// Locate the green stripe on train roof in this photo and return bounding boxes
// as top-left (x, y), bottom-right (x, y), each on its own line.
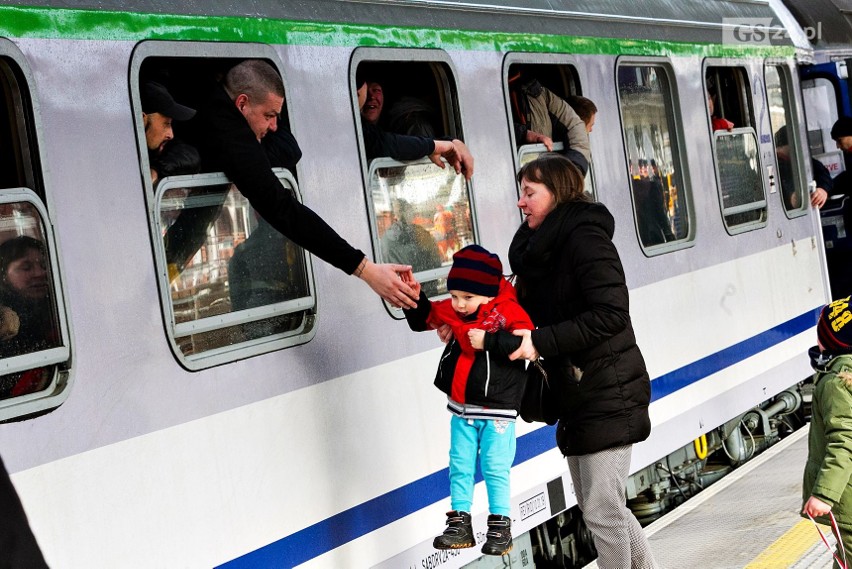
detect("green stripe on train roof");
top-left (0, 4), bottom-right (794, 58)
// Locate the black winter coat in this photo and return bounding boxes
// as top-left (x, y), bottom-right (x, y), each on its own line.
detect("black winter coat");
top-left (509, 200), bottom-right (651, 456)
top-left (187, 85), bottom-right (365, 274)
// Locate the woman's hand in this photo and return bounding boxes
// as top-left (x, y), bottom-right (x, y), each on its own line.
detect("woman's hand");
top-left (468, 329), bottom-right (485, 350)
top-left (436, 324), bottom-right (454, 344)
top-left (803, 496), bottom-right (832, 518)
top-left (509, 329), bottom-right (539, 361)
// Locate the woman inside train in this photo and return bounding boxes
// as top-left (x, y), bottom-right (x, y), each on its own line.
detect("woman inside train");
top-left (0, 236), bottom-right (60, 399)
top-left (507, 153), bottom-right (658, 569)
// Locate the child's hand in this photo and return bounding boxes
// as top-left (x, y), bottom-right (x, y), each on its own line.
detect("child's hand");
top-left (468, 328), bottom-right (485, 350)
top-left (398, 270), bottom-right (421, 298)
top-left (803, 496), bottom-right (832, 518)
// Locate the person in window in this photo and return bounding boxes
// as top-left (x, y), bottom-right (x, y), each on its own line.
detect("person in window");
top-left (706, 85), bottom-right (734, 132)
top-left (508, 71), bottom-right (591, 174)
top-left (141, 81), bottom-right (196, 180)
top-left (774, 127), bottom-right (833, 210)
top-left (566, 95), bottom-right (598, 134)
top-left (356, 74), bottom-right (474, 176)
top-left (386, 96), bottom-right (438, 138)
top-left (187, 59), bottom-right (418, 308)
top-left (0, 237), bottom-right (56, 358)
top-left (0, 236), bottom-right (58, 399)
top-left (632, 159), bottom-right (674, 246)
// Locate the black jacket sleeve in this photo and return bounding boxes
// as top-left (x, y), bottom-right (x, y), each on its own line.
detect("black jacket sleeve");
top-left (484, 330), bottom-right (523, 358)
top-left (362, 121), bottom-right (435, 162)
top-left (194, 86), bottom-right (364, 274)
top-left (262, 128), bottom-right (302, 170)
top-left (813, 158), bottom-right (834, 194)
top-left (403, 290), bottom-right (433, 331)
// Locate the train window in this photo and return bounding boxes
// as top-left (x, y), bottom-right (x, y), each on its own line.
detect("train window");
top-left (705, 66), bottom-right (767, 232)
top-left (617, 63), bottom-right (691, 252)
top-left (155, 171), bottom-right (315, 368)
top-left (505, 61), bottom-right (595, 199)
top-left (131, 44), bottom-right (317, 368)
top-left (353, 54), bottom-right (476, 308)
top-left (766, 64), bottom-right (807, 216)
top-left (0, 44), bottom-right (71, 421)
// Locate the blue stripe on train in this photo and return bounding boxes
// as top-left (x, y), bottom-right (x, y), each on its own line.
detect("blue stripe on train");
top-left (217, 306), bottom-right (820, 568)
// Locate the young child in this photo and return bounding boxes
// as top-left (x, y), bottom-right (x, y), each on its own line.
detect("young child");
top-left (802, 296), bottom-right (852, 563)
top-left (403, 244), bottom-right (534, 556)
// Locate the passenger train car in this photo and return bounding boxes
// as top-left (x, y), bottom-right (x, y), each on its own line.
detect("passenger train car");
top-left (0, 1), bottom-right (829, 567)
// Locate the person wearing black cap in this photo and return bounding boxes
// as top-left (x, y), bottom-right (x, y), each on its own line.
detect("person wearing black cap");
top-left (355, 71), bottom-right (474, 180)
top-left (802, 296), bottom-right (852, 562)
top-left (140, 81), bottom-right (196, 162)
top-left (189, 60), bottom-right (418, 308)
top-left (402, 244), bottom-right (534, 556)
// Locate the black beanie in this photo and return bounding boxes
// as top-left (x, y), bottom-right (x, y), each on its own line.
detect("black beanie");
top-left (446, 245), bottom-right (502, 297)
top-left (818, 296), bottom-right (852, 354)
top-left (831, 117), bottom-right (852, 140)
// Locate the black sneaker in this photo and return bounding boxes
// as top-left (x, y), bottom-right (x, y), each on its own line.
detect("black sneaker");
top-left (481, 514), bottom-right (512, 556)
top-left (433, 510), bottom-right (475, 549)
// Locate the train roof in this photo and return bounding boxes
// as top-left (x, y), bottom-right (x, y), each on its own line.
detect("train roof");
top-left (780, 0), bottom-right (852, 48)
top-left (5, 0), bottom-right (795, 46)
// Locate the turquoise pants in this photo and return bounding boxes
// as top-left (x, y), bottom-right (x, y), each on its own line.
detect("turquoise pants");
top-left (449, 415), bottom-right (516, 516)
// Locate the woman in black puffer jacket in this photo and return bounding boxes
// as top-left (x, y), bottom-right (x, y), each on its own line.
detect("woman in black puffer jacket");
top-left (509, 153), bottom-right (657, 569)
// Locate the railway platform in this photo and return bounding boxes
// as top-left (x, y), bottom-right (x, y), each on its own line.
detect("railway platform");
top-left (586, 426), bottom-right (839, 569)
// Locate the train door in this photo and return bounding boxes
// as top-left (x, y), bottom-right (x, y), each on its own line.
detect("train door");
top-left (800, 60), bottom-right (852, 298)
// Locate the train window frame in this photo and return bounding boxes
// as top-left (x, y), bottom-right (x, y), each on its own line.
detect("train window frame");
top-left (502, 53), bottom-right (596, 205)
top-left (703, 61), bottom-right (769, 234)
top-left (0, 190), bottom-right (72, 421)
top-left (130, 41), bottom-right (319, 369)
top-left (0, 40), bottom-right (72, 421)
top-left (153, 171), bottom-right (317, 370)
top-left (615, 57), bottom-right (695, 255)
top-left (350, 48), bottom-right (479, 317)
top-left (765, 61), bottom-right (809, 219)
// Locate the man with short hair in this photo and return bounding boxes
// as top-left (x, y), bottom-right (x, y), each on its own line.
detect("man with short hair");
top-left (192, 59), bottom-right (418, 308)
top-left (141, 81), bottom-right (196, 159)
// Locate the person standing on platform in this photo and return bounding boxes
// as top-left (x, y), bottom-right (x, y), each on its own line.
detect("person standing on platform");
top-left (507, 153), bottom-right (658, 569)
top-left (802, 296), bottom-right (852, 565)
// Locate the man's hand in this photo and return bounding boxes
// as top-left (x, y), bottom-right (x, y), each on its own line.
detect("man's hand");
top-left (429, 139), bottom-right (474, 181)
top-left (436, 324), bottom-right (453, 344)
top-left (358, 260), bottom-right (418, 309)
top-left (524, 129), bottom-right (553, 151)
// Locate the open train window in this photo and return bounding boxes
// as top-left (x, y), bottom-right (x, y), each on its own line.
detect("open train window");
top-left (705, 65), bottom-right (767, 233)
top-left (504, 58), bottom-right (596, 199)
top-left (131, 43), bottom-right (317, 369)
top-left (0, 44), bottom-right (71, 421)
top-left (352, 50), bottom-right (476, 313)
top-left (616, 62), bottom-right (692, 254)
top-left (766, 64), bottom-right (808, 217)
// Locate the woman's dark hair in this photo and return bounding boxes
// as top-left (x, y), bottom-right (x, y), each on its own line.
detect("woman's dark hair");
top-left (517, 153), bottom-right (588, 205)
top-left (0, 236), bottom-right (45, 279)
